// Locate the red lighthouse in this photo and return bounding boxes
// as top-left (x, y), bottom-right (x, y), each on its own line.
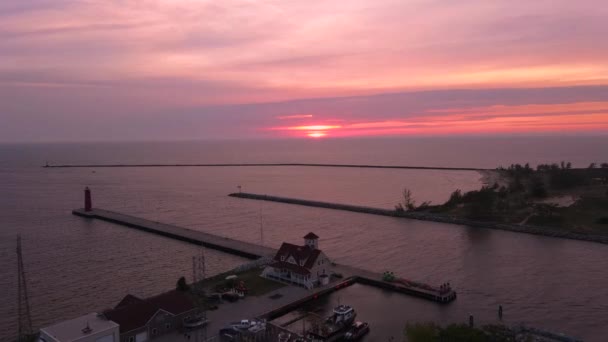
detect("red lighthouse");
top-left (84, 187), bottom-right (92, 212)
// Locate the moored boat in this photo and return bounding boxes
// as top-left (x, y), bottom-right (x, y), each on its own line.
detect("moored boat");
top-left (326, 305), bottom-right (356, 326)
top-left (307, 305), bottom-right (357, 341)
top-left (344, 321), bottom-right (370, 340)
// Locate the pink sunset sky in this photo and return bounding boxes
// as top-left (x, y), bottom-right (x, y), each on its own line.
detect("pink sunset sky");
top-left (1, 0), bottom-right (608, 141)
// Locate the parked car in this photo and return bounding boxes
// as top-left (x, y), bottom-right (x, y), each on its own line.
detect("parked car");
top-left (219, 328), bottom-right (240, 341)
top-left (230, 319), bottom-right (256, 329)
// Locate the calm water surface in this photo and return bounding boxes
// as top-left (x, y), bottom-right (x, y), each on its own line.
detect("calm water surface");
top-left (1, 137), bottom-right (607, 341)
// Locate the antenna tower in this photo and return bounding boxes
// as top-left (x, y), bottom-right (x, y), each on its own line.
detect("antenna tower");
top-left (17, 235), bottom-right (33, 342)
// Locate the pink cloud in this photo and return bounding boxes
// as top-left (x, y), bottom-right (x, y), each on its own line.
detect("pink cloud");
top-left (276, 114), bottom-right (314, 120)
top-left (1, 1), bottom-right (608, 141)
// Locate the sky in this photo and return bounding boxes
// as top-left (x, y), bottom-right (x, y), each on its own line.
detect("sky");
top-left (1, 0), bottom-right (608, 141)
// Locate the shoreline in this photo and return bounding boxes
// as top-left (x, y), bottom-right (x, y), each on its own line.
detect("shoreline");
top-left (478, 169), bottom-right (509, 187)
top-left (229, 192), bottom-right (608, 245)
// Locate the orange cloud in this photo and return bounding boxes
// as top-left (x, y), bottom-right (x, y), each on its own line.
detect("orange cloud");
top-left (267, 101), bottom-right (608, 137)
top-left (280, 125), bottom-right (342, 131)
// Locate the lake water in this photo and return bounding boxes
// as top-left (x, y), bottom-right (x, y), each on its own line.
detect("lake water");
top-left (1, 136), bottom-right (607, 341)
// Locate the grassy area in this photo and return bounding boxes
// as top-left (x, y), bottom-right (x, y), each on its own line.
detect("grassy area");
top-left (196, 266), bottom-right (286, 297)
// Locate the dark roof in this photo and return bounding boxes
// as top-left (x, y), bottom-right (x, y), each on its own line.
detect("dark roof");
top-left (104, 291), bottom-right (196, 333)
top-left (272, 242), bottom-right (322, 274)
top-left (148, 290), bottom-right (197, 315)
top-left (104, 300), bottom-right (158, 333)
top-left (303, 232), bottom-right (319, 239)
top-left (115, 294), bottom-right (144, 309)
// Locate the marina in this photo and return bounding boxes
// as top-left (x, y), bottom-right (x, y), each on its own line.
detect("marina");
top-left (4, 141), bottom-right (605, 340)
top-left (72, 190), bottom-right (457, 305)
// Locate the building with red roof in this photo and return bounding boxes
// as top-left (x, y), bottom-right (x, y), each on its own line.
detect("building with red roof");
top-left (262, 232), bottom-right (330, 289)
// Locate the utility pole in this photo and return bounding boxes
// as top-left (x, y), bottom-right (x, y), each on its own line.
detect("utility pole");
top-left (192, 247), bottom-right (207, 342)
top-left (259, 206), bottom-right (264, 247)
top-left (17, 235), bottom-right (33, 342)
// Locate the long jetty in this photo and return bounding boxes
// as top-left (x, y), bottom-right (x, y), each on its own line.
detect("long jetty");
top-left (72, 208), bottom-right (274, 259)
top-left (229, 192), bottom-right (608, 245)
top-left (46, 162), bottom-right (488, 171)
top-left (72, 207), bottom-right (456, 303)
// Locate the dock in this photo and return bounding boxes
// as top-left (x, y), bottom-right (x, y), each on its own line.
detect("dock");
top-left (72, 207), bottom-right (456, 304)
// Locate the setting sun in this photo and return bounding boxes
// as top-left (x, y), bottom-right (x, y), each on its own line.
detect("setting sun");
top-left (307, 131), bottom-right (327, 138)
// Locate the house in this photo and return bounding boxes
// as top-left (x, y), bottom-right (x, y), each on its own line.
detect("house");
top-left (39, 312), bottom-right (119, 342)
top-left (262, 232), bottom-right (331, 289)
top-left (103, 290), bottom-right (199, 342)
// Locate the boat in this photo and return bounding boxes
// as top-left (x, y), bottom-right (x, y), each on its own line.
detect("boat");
top-left (326, 305), bottom-right (356, 326)
top-left (307, 305), bottom-right (357, 341)
top-left (344, 321), bottom-right (370, 340)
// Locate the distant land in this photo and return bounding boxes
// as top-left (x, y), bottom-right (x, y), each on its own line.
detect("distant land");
top-left (228, 161), bottom-right (608, 244)
top-left (410, 162), bottom-right (608, 235)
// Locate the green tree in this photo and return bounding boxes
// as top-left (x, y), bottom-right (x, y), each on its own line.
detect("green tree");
top-left (439, 324), bottom-right (487, 342)
top-left (529, 176), bottom-right (547, 198)
top-left (405, 322), bottom-right (440, 342)
top-left (176, 276), bottom-right (189, 292)
top-left (396, 188), bottom-right (416, 211)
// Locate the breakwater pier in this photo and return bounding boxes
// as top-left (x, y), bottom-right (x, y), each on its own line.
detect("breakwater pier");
top-left (45, 162), bottom-right (488, 171)
top-left (229, 192), bottom-right (608, 245)
top-left (72, 208), bottom-right (275, 259)
top-left (72, 205), bottom-right (456, 304)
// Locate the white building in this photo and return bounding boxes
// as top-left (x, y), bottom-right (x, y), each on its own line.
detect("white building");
top-left (262, 232), bottom-right (331, 289)
top-left (39, 312), bottom-right (119, 342)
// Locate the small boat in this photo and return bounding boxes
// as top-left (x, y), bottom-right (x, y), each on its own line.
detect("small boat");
top-left (278, 331), bottom-right (291, 342)
top-left (344, 322), bottom-right (370, 340)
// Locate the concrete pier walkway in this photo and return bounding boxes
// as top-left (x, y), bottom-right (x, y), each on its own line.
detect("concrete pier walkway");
top-left (72, 208), bottom-right (456, 303)
top-left (72, 208), bottom-right (275, 259)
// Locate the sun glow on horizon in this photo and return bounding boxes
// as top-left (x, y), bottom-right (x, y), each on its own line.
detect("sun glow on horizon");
top-left (269, 124), bottom-right (342, 138)
top-left (307, 131), bottom-right (327, 138)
